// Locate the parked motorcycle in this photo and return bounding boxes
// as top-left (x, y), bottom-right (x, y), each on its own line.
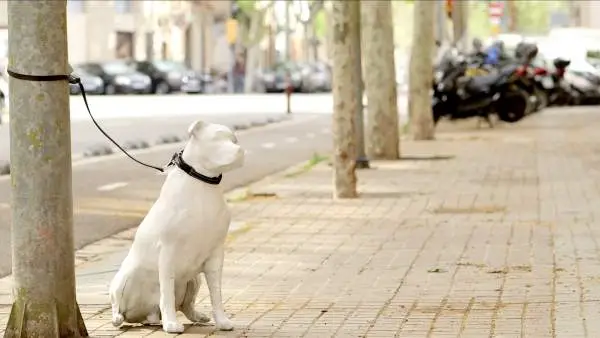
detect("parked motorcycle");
top-left (544, 58), bottom-right (575, 106)
top-left (432, 50), bottom-right (529, 126)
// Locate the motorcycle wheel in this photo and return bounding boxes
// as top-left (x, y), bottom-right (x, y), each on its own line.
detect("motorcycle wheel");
top-left (533, 86), bottom-right (549, 111)
top-left (496, 89), bottom-right (528, 123)
top-left (432, 98), bottom-right (444, 125)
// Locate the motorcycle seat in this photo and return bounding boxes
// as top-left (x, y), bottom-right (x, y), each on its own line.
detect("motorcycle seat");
top-left (465, 73), bottom-right (503, 93)
top-left (499, 64), bottom-right (519, 76)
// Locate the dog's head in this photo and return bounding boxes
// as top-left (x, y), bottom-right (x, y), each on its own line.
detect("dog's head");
top-left (183, 120), bottom-right (244, 175)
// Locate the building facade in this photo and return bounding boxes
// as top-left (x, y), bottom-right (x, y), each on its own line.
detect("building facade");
top-left (0, 0), bottom-right (233, 73)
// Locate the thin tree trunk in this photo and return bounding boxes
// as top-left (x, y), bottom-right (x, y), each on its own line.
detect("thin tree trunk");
top-left (451, 0), bottom-right (468, 51)
top-left (507, 0), bottom-right (518, 32)
top-left (244, 11), bottom-right (262, 93)
top-left (330, 0), bottom-right (359, 199)
top-left (303, 23), bottom-right (310, 62)
top-left (409, 0), bottom-right (436, 140)
top-left (361, 0), bottom-right (400, 160)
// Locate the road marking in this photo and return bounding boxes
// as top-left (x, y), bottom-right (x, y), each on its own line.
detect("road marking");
top-left (285, 137), bottom-right (298, 143)
top-left (97, 182), bottom-right (129, 192)
top-left (306, 132), bottom-right (315, 139)
top-left (261, 142), bottom-right (276, 149)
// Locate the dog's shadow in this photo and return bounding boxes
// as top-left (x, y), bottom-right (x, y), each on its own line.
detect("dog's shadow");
top-left (121, 322), bottom-right (237, 336)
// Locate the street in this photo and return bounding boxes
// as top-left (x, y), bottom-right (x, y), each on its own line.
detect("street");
top-left (0, 92), bottom-right (408, 163)
top-left (0, 112), bottom-right (332, 277)
top-left (0, 91), bottom-right (409, 276)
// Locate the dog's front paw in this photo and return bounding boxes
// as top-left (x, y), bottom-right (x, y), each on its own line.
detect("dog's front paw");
top-left (163, 321), bottom-right (185, 333)
top-left (111, 313), bottom-right (124, 327)
top-left (215, 317), bottom-right (234, 331)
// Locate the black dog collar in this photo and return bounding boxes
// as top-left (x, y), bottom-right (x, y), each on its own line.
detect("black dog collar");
top-left (169, 151), bottom-right (222, 185)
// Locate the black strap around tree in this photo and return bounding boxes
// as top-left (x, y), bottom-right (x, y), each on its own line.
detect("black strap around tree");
top-left (5, 68), bottom-right (223, 185)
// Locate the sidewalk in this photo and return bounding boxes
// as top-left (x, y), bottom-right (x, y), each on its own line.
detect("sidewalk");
top-left (2, 107), bottom-right (600, 337)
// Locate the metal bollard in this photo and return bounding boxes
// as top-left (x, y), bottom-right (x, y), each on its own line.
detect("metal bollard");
top-left (285, 81), bottom-right (293, 114)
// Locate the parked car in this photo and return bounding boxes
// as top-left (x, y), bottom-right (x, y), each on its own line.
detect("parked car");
top-left (260, 62), bottom-right (303, 93)
top-left (70, 66), bottom-right (105, 95)
top-left (76, 61), bottom-right (152, 95)
top-left (298, 62), bottom-right (332, 93)
top-left (128, 60), bottom-right (210, 94)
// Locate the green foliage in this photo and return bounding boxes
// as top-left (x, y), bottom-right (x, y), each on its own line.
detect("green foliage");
top-left (236, 0), bottom-right (257, 14)
top-left (313, 9), bottom-right (326, 38)
top-left (514, 0), bottom-right (567, 34)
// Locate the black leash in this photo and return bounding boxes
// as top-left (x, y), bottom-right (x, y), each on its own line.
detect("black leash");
top-left (6, 68), bottom-right (222, 185)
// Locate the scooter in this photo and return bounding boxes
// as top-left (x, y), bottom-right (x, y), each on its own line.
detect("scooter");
top-left (432, 51), bottom-right (529, 126)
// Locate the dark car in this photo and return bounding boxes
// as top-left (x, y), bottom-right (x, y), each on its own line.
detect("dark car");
top-left (260, 62), bottom-right (303, 93)
top-left (77, 61), bottom-right (152, 95)
top-left (129, 60), bottom-right (210, 94)
top-left (69, 66), bottom-right (105, 95)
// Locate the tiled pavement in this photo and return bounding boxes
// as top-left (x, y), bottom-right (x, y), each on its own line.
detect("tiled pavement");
top-left (2, 107), bottom-right (600, 337)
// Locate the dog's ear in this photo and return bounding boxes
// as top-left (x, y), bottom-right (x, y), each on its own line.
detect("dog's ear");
top-left (187, 120), bottom-right (205, 138)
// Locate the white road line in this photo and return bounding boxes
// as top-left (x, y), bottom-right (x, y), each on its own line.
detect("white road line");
top-left (261, 142), bottom-right (276, 149)
top-left (285, 137), bottom-right (298, 143)
top-left (97, 182), bottom-right (129, 192)
top-left (306, 132), bottom-right (316, 139)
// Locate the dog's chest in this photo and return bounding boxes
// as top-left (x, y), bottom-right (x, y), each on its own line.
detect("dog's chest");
top-left (171, 201), bottom-right (231, 273)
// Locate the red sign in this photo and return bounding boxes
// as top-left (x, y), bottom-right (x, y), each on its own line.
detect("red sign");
top-left (489, 1), bottom-right (504, 18)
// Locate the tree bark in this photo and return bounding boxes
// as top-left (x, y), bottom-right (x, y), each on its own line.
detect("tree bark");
top-left (507, 0), bottom-right (518, 33)
top-left (330, 0), bottom-right (359, 199)
top-left (451, 0), bottom-right (468, 51)
top-left (361, 0), bottom-right (400, 160)
top-left (408, 0), bottom-right (436, 141)
top-left (5, 1), bottom-right (88, 336)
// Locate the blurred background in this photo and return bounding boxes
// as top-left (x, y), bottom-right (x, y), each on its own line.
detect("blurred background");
top-left (0, 0), bottom-right (593, 97)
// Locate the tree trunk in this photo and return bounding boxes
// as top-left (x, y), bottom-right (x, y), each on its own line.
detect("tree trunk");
top-left (451, 0), bottom-right (468, 51)
top-left (361, 0), bottom-right (400, 160)
top-left (5, 1), bottom-right (88, 336)
top-left (244, 11), bottom-right (263, 93)
top-left (409, 0), bottom-right (436, 141)
top-left (303, 22), bottom-right (311, 62)
top-left (507, 0), bottom-right (518, 32)
top-left (330, 0), bottom-right (359, 199)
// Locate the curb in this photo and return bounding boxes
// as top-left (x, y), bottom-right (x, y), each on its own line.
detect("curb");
top-left (0, 114), bottom-right (291, 177)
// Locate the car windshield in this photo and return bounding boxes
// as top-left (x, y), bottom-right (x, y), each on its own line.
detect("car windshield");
top-left (153, 60), bottom-right (187, 72)
top-left (101, 61), bottom-right (133, 74)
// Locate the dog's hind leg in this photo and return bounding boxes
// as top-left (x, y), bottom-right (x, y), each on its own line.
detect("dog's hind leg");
top-left (204, 245), bottom-right (234, 331)
top-left (108, 272), bottom-right (126, 327)
top-left (182, 276), bottom-right (210, 324)
top-left (142, 310), bottom-right (161, 326)
top-left (158, 246), bottom-right (185, 333)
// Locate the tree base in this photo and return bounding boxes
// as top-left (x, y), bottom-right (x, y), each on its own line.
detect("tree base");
top-left (4, 298), bottom-right (88, 337)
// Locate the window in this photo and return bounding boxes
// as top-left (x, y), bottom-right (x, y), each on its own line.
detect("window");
top-left (114, 0), bottom-right (132, 14)
top-left (67, 0), bottom-right (84, 13)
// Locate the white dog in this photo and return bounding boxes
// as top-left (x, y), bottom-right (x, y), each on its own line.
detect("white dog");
top-left (108, 120), bottom-right (244, 333)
